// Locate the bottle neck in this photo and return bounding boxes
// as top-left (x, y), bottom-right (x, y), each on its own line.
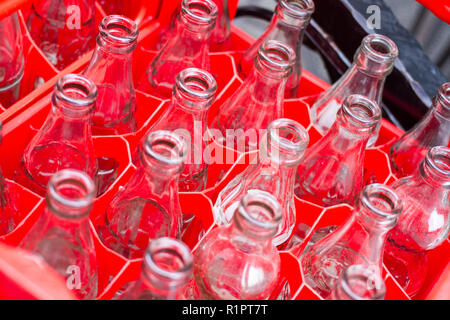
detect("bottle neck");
top-left (431, 83), bottom-right (450, 120)
top-left (418, 146), bottom-right (450, 189)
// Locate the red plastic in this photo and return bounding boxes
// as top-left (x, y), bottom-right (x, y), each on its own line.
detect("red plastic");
top-left (0, 0), bottom-right (448, 300)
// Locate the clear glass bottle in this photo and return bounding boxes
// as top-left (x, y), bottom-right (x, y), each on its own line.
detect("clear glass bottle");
top-left (213, 40), bottom-right (296, 152)
top-left (310, 34), bottom-right (398, 147)
top-left (137, 68), bottom-right (217, 192)
top-left (329, 265), bottom-right (386, 300)
top-left (390, 82), bottom-right (450, 178)
top-left (96, 130), bottom-right (187, 260)
top-left (213, 118), bottom-right (309, 246)
top-left (0, 13), bottom-right (24, 108)
top-left (19, 169), bottom-right (98, 300)
top-left (27, 0), bottom-right (97, 70)
top-left (195, 190), bottom-right (282, 300)
top-left (143, 0), bottom-right (218, 98)
top-left (384, 146), bottom-right (450, 296)
top-left (82, 15), bottom-right (138, 135)
top-left (0, 121), bottom-right (14, 236)
top-left (238, 0), bottom-right (314, 99)
top-left (301, 183), bottom-right (402, 299)
top-left (295, 94), bottom-right (381, 207)
top-left (119, 237), bottom-right (193, 300)
top-left (14, 74), bottom-right (98, 196)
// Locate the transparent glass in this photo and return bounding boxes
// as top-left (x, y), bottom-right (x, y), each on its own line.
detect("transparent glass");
top-left (212, 40), bottom-right (296, 151)
top-left (14, 74), bottom-right (98, 196)
top-left (213, 118), bottom-right (309, 246)
top-left (384, 146), bottom-right (450, 296)
top-left (295, 94), bottom-right (381, 207)
top-left (195, 190), bottom-right (282, 300)
top-left (98, 0), bottom-right (123, 15)
top-left (27, 0), bottom-right (97, 70)
top-left (301, 183), bottom-right (402, 299)
top-left (310, 34), bottom-right (398, 147)
top-left (390, 83), bottom-right (450, 178)
top-left (119, 237), bottom-right (193, 300)
top-left (96, 130), bottom-right (187, 259)
top-left (329, 265), bottom-right (386, 300)
top-left (137, 68), bottom-right (217, 192)
top-left (238, 0), bottom-right (314, 99)
top-left (0, 121), bottom-right (14, 236)
top-left (142, 0), bottom-right (218, 98)
top-left (19, 169), bottom-right (98, 300)
top-left (82, 15), bottom-right (138, 135)
top-left (0, 13), bottom-right (24, 108)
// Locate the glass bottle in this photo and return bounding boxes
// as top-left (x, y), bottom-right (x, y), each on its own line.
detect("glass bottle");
top-left (301, 183), bottom-right (402, 299)
top-left (27, 0), bottom-right (97, 70)
top-left (329, 265), bottom-right (386, 300)
top-left (384, 146), bottom-right (450, 296)
top-left (96, 130), bottom-right (187, 260)
top-left (295, 94), bottom-right (381, 207)
top-left (390, 82), bottom-right (450, 178)
top-left (0, 13), bottom-right (24, 108)
top-left (19, 169), bottom-right (98, 300)
top-left (310, 34), bottom-right (398, 147)
top-left (143, 0), bottom-right (218, 98)
top-left (119, 237), bottom-right (193, 300)
top-left (213, 118), bottom-right (309, 246)
top-left (14, 74), bottom-right (98, 197)
top-left (213, 40), bottom-right (296, 152)
top-left (82, 15), bottom-right (138, 135)
top-left (238, 0), bottom-right (314, 99)
top-left (137, 68), bottom-right (217, 192)
top-left (195, 190), bottom-right (282, 300)
top-left (0, 121), bottom-right (14, 236)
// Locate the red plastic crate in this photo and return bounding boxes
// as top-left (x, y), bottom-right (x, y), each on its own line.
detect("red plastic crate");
top-left (0, 0), bottom-right (448, 300)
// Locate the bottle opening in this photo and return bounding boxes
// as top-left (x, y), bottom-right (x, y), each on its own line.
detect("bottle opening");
top-left (425, 146), bottom-right (450, 179)
top-left (257, 40), bottom-right (296, 77)
top-left (99, 15), bottom-right (139, 47)
top-left (47, 169), bottom-right (96, 219)
top-left (341, 94), bottom-right (381, 129)
top-left (360, 183), bottom-right (402, 224)
top-left (437, 82), bottom-right (450, 108)
top-left (175, 68), bottom-right (217, 106)
top-left (339, 265), bottom-right (385, 300)
top-left (55, 74), bottom-right (97, 110)
top-left (361, 34), bottom-right (398, 63)
top-left (181, 0), bottom-right (218, 28)
top-left (281, 0), bottom-right (315, 18)
top-left (143, 130), bottom-right (187, 169)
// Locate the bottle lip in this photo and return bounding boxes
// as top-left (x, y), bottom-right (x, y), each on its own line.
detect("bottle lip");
top-left (360, 183), bottom-right (402, 223)
top-left (436, 82), bottom-right (450, 109)
top-left (279, 0), bottom-right (315, 20)
top-left (257, 40), bottom-right (296, 77)
top-left (180, 0), bottom-right (218, 29)
top-left (54, 74), bottom-right (98, 109)
top-left (339, 265), bottom-right (386, 300)
top-left (340, 94), bottom-right (381, 129)
top-left (99, 15), bottom-right (139, 47)
top-left (143, 237), bottom-right (194, 285)
top-left (143, 130), bottom-right (187, 169)
top-left (360, 34), bottom-right (399, 64)
top-left (174, 68), bottom-right (217, 108)
top-left (46, 169), bottom-right (96, 219)
top-left (424, 146), bottom-right (450, 181)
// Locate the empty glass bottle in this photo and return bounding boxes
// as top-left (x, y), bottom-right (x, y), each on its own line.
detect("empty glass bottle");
top-left (301, 183), bottom-right (402, 299)
top-left (384, 146), bottom-right (450, 296)
top-left (14, 74), bottom-right (98, 196)
top-left (295, 94), bottom-right (381, 207)
top-left (19, 169), bottom-right (98, 300)
top-left (96, 130), bottom-right (187, 260)
top-left (213, 40), bottom-right (296, 151)
top-left (195, 190), bottom-right (282, 300)
top-left (142, 0), bottom-right (218, 98)
top-left (119, 237), bottom-right (193, 300)
top-left (390, 82), bottom-right (450, 178)
top-left (310, 34), bottom-right (398, 147)
top-left (213, 118), bottom-right (309, 246)
top-left (137, 68), bottom-right (217, 192)
top-left (0, 13), bottom-right (24, 108)
top-left (329, 265), bottom-right (386, 300)
top-left (27, 0), bottom-right (97, 70)
top-left (82, 15), bottom-right (138, 135)
top-left (238, 0), bottom-right (314, 99)
top-left (0, 121), bottom-right (14, 236)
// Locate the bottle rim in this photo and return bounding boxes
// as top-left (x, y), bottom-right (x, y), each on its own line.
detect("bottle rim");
top-left (257, 40), bottom-right (296, 76)
top-left (338, 265), bottom-right (386, 300)
top-left (99, 15), bottom-right (139, 46)
top-left (54, 74), bottom-right (97, 109)
top-left (424, 146), bottom-right (450, 179)
top-left (279, 0), bottom-right (315, 20)
top-left (341, 94), bottom-right (381, 129)
top-left (180, 0), bottom-right (218, 28)
top-left (436, 82), bottom-right (450, 110)
top-left (360, 183), bottom-right (402, 223)
top-left (360, 34), bottom-right (399, 64)
top-left (174, 68), bottom-right (217, 106)
top-left (143, 130), bottom-right (187, 168)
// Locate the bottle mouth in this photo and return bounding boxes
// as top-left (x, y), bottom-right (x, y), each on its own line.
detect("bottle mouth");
top-left (359, 183), bottom-right (402, 227)
top-left (423, 146), bottom-right (450, 187)
top-left (436, 82), bottom-right (450, 111)
top-left (46, 169), bottom-right (96, 219)
top-left (180, 0), bottom-right (218, 30)
top-left (54, 74), bottom-right (97, 115)
top-left (174, 68), bottom-right (217, 109)
top-left (234, 190), bottom-right (282, 239)
top-left (356, 34), bottom-right (398, 76)
top-left (339, 265), bottom-right (386, 300)
top-left (257, 40), bottom-right (296, 78)
top-left (340, 94), bottom-right (381, 130)
top-left (98, 15), bottom-right (139, 50)
top-left (143, 130), bottom-right (187, 170)
top-left (264, 118), bottom-right (309, 166)
top-left (143, 237), bottom-right (193, 288)
top-left (279, 0), bottom-right (315, 20)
